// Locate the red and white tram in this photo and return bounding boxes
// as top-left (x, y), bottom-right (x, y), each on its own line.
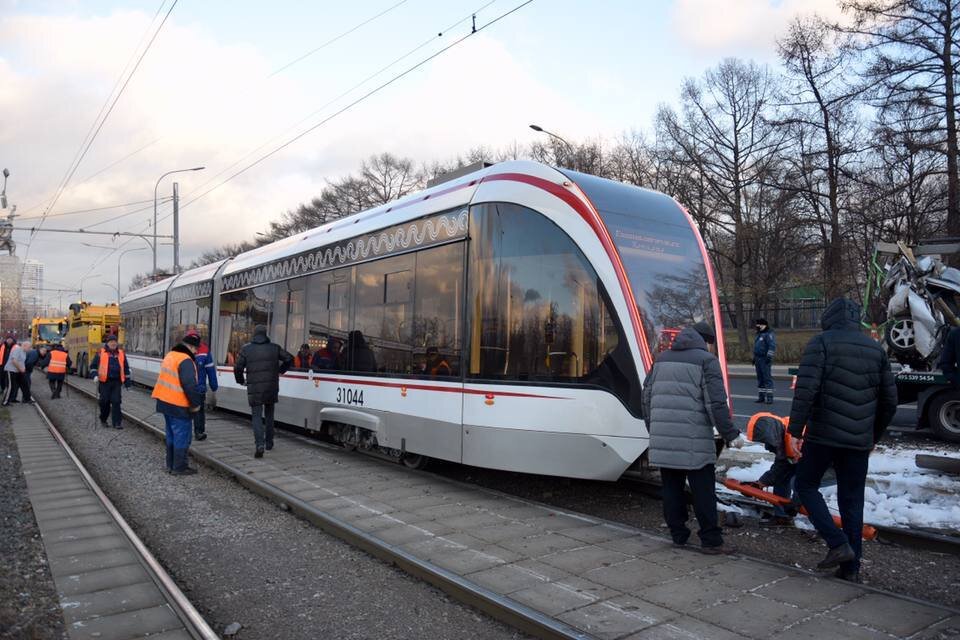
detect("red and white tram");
top-left (121, 161), bottom-right (727, 480)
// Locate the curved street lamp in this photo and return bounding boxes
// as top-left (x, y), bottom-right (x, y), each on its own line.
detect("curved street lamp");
top-left (79, 274), bottom-right (101, 301)
top-left (529, 124), bottom-right (576, 168)
top-left (117, 247), bottom-right (147, 302)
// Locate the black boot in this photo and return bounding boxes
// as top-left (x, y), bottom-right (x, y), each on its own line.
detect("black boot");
top-left (170, 448), bottom-right (197, 475)
top-left (754, 393), bottom-right (765, 403)
top-left (254, 447), bottom-right (264, 458)
top-left (765, 392), bottom-right (774, 404)
top-left (195, 431), bottom-right (207, 441)
top-left (817, 543), bottom-right (855, 569)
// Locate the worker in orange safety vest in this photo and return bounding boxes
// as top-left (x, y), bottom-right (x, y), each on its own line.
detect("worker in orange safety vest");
top-left (744, 412), bottom-right (802, 527)
top-left (152, 333), bottom-right (203, 475)
top-left (42, 342), bottom-right (72, 399)
top-left (88, 335), bottom-right (131, 429)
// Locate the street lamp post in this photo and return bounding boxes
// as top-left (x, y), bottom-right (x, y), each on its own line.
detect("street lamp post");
top-left (79, 274), bottom-right (101, 302)
top-left (117, 248), bottom-right (147, 301)
top-left (102, 282), bottom-right (120, 301)
top-left (529, 124), bottom-right (576, 169)
top-left (153, 166), bottom-right (204, 273)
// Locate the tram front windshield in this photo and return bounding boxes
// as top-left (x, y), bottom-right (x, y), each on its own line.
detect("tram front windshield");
top-left (565, 171), bottom-right (719, 356)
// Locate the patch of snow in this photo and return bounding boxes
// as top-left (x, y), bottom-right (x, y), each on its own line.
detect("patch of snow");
top-left (719, 444), bottom-right (960, 531)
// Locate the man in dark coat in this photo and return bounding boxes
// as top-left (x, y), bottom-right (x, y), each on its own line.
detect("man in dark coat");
top-left (21, 341), bottom-right (42, 403)
top-left (642, 321), bottom-right (742, 554)
top-left (789, 298), bottom-right (897, 582)
top-left (234, 325), bottom-right (293, 457)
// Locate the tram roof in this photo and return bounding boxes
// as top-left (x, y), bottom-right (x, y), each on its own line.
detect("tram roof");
top-left (121, 274), bottom-right (175, 304)
top-left (120, 259), bottom-right (226, 306)
top-left (220, 161), bottom-right (515, 276)
top-left (168, 259), bottom-right (226, 289)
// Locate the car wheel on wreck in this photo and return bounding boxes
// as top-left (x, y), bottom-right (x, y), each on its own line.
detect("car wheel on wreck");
top-left (884, 315), bottom-right (933, 369)
top-left (885, 316), bottom-right (916, 355)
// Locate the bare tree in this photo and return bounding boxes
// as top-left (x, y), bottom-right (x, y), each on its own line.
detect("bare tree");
top-left (841, 0), bottom-right (960, 235)
top-left (658, 58), bottom-right (788, 347)
top-left (778, 15), bottom-right (863, 298)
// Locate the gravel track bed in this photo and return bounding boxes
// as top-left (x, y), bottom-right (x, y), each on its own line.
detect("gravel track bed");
top-left (428, 461), bottom-right (960, 609)
top-left (0, 407), bottom-right (68, 640)
top-left (37, 392), bottom-right (527, 640)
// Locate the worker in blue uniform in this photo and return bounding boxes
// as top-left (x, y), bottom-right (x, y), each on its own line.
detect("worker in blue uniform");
top-left (187, 330), bottom-right (218, 441)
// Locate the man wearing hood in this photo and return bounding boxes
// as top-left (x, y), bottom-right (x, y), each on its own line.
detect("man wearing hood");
top-left (153, 333), bottom-right (204, 475)
top-left (789, 298), bottom-right (897, 582)
top-left (234, 325), bottom-right (294, 457)
top-left (643, 321), bottom-right (742, 554)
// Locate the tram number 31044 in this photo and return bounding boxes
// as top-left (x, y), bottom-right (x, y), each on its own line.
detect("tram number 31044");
top-left (336, 387), bottom-right (364, 406)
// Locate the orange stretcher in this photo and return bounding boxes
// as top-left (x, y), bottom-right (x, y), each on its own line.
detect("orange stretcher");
top-left (723, 478), bottom-right (878, 541)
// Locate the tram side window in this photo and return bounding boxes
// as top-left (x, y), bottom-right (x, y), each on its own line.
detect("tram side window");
top-left (467, 203), bottom-right (621, 383)
top-left (124, 306), bottom-right (164, 357)
top-left (412, 242), bottom-right (463, 376)
top-left (271, 278), bottom-right (307, 363)
top-left (306, 268), bottom-right (352, 370)
top-left (167, 297), bottom-right (211, 349)
top-left (218, 284), bottom-right (273, 365)
top-left (353, 254), bottom-right (414, 374)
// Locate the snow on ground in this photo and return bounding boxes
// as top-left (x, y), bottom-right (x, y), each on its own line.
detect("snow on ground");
top-left (721, 445), bottom-right (960, 532)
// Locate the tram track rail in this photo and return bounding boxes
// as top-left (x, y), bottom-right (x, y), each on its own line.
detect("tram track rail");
top-left (62, 377), bottom-right (592, 640)
top-left (30, 400), bottom-right (219, 640)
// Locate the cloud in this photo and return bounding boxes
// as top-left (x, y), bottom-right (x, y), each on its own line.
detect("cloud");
top-left (0, 7), bottom-right (579, 308)
top-left (670, 0), bottom-right (848, 54)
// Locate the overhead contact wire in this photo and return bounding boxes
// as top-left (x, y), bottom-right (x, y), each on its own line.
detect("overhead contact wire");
top-left (189, 0), bottom-right (497, 197)
top-left (28, 0), bottom-right (179, 255)
top-left (269, 0), bottom-right (411, 77)
top-left (178, 0), bottom-right (533, 213)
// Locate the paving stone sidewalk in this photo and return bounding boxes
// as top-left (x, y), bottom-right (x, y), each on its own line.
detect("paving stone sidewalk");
top-left (64, 376), bottom-right (960, 640)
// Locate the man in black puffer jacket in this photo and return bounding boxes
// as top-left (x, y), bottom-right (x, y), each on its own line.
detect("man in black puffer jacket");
top-left (234, 325), bottom-right (294, 458)
top-left (788, 298), bottom-right (897, 582)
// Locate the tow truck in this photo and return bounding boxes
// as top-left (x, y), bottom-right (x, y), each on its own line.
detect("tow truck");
top-left (30, 316), bottom-right (67, 346)
top-left (63, 302), bottom-right (123, 377)
top-left (862, 239), bottom-right (960, 442)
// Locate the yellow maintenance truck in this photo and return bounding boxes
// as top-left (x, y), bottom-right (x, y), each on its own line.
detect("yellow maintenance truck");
top-left (64, 302), bottom-right (123, 377)
top-left (30, 316), bottom-right (67, 346)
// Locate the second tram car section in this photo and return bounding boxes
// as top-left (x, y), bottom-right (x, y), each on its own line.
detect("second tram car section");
top-left (121, 161), bottom-right (725, 481)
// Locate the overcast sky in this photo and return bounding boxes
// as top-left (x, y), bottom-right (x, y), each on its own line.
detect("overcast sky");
top-left (0, 0), bottom-right (844, 307)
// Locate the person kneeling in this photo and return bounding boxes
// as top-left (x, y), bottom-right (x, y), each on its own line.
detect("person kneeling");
top-left (744, 412), bottom-right (801, 527)
top-left (153, 334), bottom-right (204, 476)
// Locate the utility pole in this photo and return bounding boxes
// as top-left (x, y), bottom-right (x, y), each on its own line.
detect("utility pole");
top-left (153, 166), bottom-right (204, 274)
top-left (173, 181), bottom-right (180, 274)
